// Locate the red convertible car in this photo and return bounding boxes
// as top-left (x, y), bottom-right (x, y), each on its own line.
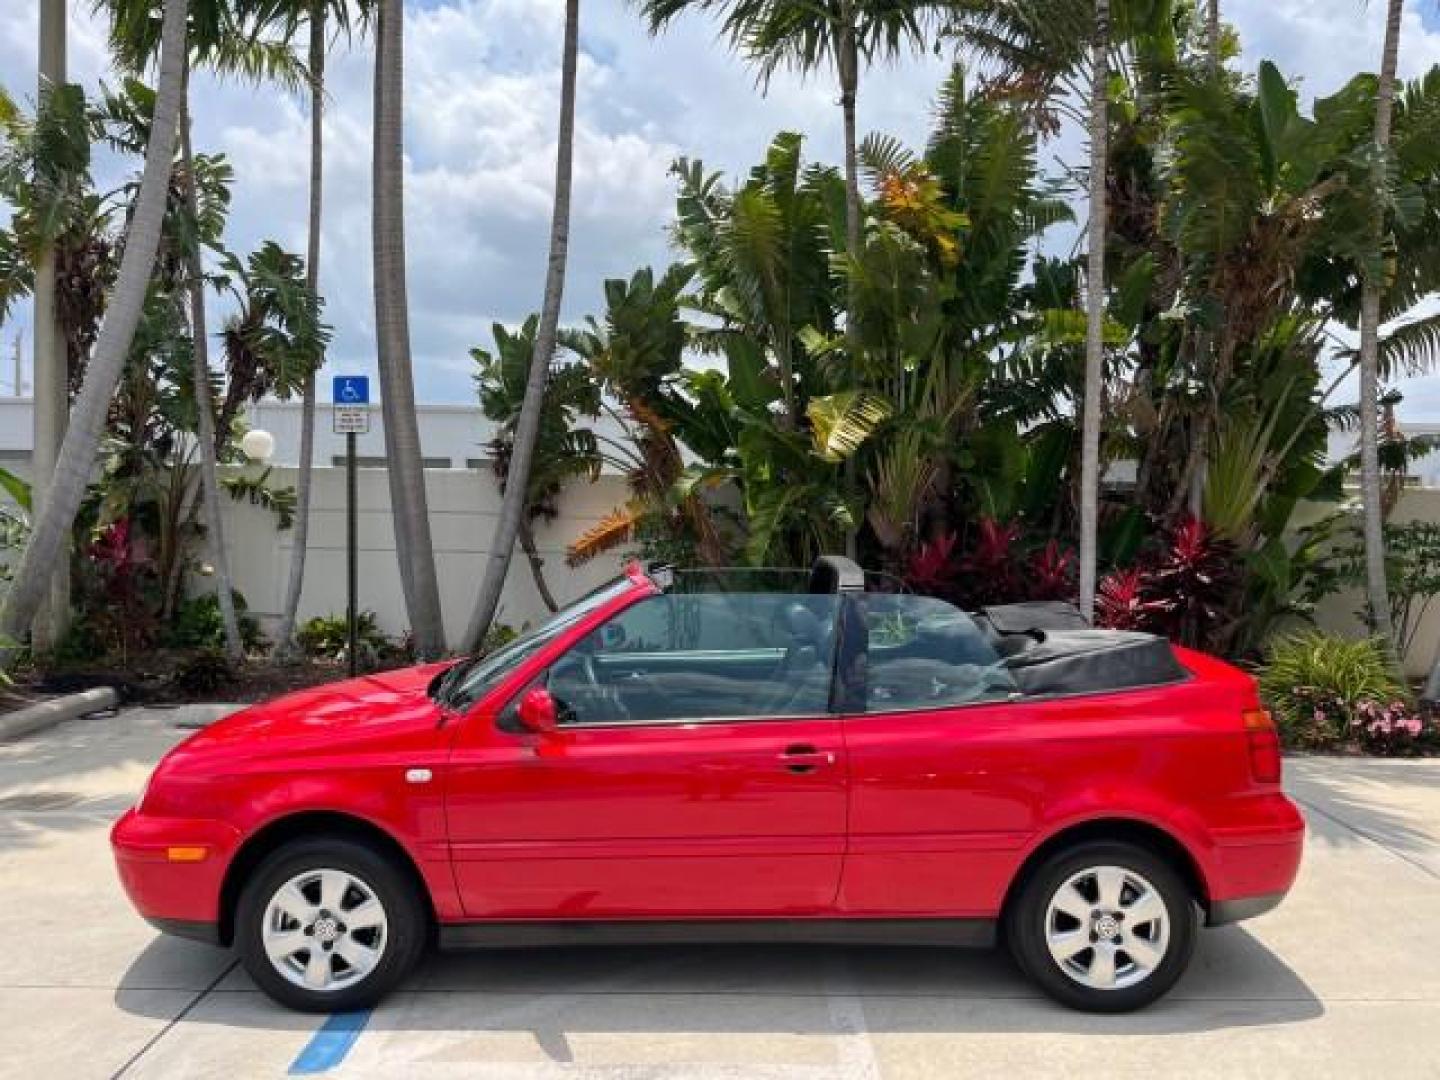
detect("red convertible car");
top-left (113, 558), bottom-right (1303, 1013)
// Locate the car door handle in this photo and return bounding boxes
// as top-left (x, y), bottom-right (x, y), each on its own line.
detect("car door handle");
top-left (779, 745), bottom-right (836, 773)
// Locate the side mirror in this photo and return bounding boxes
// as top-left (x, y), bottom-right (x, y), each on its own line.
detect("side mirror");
top-left (517, 686), bottom-right (559, 735)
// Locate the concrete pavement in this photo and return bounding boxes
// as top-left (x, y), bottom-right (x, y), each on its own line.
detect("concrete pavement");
top-left (1, 707), bottom-right (1438, 1079)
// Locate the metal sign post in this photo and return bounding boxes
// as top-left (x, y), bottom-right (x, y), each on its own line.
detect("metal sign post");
top-left (333, 375), bottom-right (371, 677)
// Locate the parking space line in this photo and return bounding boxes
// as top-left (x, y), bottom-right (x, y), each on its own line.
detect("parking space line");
top-left (288, 1009), bottom-right (372, 1075)
top-left (110, 959), bottom-right (239, 1079)
top-left (823, 953), bottom-right (882, 1080)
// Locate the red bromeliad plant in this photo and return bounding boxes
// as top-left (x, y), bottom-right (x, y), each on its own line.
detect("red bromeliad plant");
top-left (1095, 567), bottom-right (1154, 631)
top-left (83, 518), bottom-right (158, 658)
top-left (955, 518), bottom-right (1022, 607)
top-left (1026, 539), bottom-right (1076, 602)
top-left (1095, 516), bottom-right (1235, 648)
top-left (903, 518), bottom-right (1078, 609)
top-left (904, 531), bottom-right (962, 603)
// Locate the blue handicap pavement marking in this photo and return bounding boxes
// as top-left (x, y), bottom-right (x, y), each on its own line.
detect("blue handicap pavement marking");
top-left (333, 374), bottom-right (370, 405)
top-left (288, 1009), bottom-right (373, 1075)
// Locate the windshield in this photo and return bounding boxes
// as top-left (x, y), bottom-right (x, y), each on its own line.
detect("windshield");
top-left (435, 577), bottom-right (636, 712)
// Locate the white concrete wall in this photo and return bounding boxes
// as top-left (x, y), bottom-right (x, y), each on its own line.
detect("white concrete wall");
top-left (1296, 489), bottom-right (1440, 679)
top-left (0, 396), bottom-right (632, 473)
top-left (218, 465), bottom-right (635, 643)
top-left (0, 453), bottom-right (635, 646)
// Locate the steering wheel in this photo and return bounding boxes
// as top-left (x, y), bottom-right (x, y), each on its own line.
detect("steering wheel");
top-left (576, 649), bottom-right (603, 690)
top-left (553, 645), bottom-right (636, 724)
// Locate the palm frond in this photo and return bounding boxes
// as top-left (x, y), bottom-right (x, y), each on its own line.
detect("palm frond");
top-left (565, 506), bottom-right (640, 567)
top-left (807, 390), bottom-right (893, 463)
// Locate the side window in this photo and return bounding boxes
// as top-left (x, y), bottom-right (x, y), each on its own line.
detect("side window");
top-left (544, 593), bottom-right (840, 725)
top-left (855, 594), bottom-right (1016, 712)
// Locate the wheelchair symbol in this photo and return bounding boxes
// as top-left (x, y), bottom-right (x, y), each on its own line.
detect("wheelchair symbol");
top-left (333, 375), bottom-right (370, 405)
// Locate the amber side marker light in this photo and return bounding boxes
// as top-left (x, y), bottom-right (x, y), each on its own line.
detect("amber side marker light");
top-left (166, 846), bottom-right (208, 862)
top-left (1242, 708), bottom-right (1282, 783)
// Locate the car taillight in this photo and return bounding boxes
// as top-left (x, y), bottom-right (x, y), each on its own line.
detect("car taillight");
top-left (1243, 708), bottom-right (1281, 783)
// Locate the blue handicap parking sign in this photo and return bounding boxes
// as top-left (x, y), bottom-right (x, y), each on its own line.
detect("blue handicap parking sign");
top-left (333, 375), bottom-right (370, 405)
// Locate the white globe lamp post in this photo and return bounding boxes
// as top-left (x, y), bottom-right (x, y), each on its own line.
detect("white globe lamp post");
top-left (240, 428), bottom-right (276, 464)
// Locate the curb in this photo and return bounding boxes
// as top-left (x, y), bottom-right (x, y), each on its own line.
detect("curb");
top-left (0, 686), bottom-right (121, 741)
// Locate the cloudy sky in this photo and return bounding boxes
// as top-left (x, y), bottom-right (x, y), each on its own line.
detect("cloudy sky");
top-left (3, 0), bottom-right (1440, 413)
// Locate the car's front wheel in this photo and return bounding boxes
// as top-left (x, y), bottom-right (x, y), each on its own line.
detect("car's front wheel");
top-left (1008, 840), bottom-right (1197, 1012)
top-left (236, 837), bottom-right (426, 1012)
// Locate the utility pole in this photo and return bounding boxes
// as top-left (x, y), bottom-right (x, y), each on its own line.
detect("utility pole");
top-left (11, 331), bottom-right (22, 397)
top-left (32, 0), bottom-right (70, 651)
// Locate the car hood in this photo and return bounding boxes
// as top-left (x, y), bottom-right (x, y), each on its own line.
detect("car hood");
top-left (175, 662), bottom-right (455, 758)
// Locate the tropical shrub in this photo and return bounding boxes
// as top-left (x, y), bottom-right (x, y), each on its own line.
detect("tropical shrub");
top-left (74, 518), bottom-right (159, 661)
top-left (479, 621), bottom-right (519, 655)
top-left (1333, 521), bottom-right (1440, 660)
top-left (0, 467), bottom-right (31, 589)
top-left (296, 611), bottom-right (388, 662)
top-left (170, 648), bottom-right (236, 695)
top-left (1258, 633), bottom-right (1406, 750)
top-left (166, 591), bottom-right (266, 654)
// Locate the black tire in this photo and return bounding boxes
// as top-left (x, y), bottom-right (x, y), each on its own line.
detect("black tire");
top-left (236, 836), bottom-right (427, 1012)
top-left (1007, 840), bottom-right (1198, 1013)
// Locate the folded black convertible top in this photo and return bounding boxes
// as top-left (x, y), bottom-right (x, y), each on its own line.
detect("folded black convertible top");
top-left (975, 602), bottom-right (1189, 697)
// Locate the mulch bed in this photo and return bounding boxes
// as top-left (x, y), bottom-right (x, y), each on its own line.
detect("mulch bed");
top-left (13, 651), bottom-right (412, 706)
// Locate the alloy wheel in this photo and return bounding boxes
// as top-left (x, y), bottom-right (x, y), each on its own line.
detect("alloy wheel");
top-left (1043, 865), bottom-right (1170, 991)
top-left (262, 868), bottom-right (389, 992)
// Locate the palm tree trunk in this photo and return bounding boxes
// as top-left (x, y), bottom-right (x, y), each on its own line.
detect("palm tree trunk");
top-left (837, 5), bottom-right (862, 559)
top-left (180, 86), bottom-right (244, 662)
top-left (836, 4), bottom-right (862, 276)
top-left (462, 0), bottom-right (579, 652)
top-left (275, 0), bottom-right (326, 663)
top-left (1, 0), bottom-right (189, 654)
top-left (1077, 0), bottom-right (1110, 622)
top-left (373, 0), bottom-right (446, 657)
top-left (30, 0), bottom-right (71, 653)
top-left (1358, 0), bottom-right (1404, 653)
top-left (1206, 0), bottom-right (1220, 77)
top-left (519, 518), bottom-right (559, 613)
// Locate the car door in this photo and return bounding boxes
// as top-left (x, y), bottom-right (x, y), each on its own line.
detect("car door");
top-left (445, 591), bottom-right (848, 919)
top-left (834, 593), bottom-right (1042, 917)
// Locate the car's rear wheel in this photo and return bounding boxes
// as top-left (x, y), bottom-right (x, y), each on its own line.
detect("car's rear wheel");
top-left (1007, 840), bottom-right (1197, 1012)
top-left (236, 837), bottom-right (426, 1012)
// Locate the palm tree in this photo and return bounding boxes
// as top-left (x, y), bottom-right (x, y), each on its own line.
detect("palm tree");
top-left (1357, 0), bottom-right (1404, 653)
top-left (0, 0), bottom-right (189, 654)
top-left (1206, 0), bottom-right (1219, 76)
top-left (31, 0), bottom-right (71, 653)
top-left (178, 65), bottom-right (244, 660)
top-left (672, 133), bottom-right (842, 423)
top-left (461, 0), bottom-right (580, 653)
top-left (373, 0), bottom-right (445, 656)
top-left (1077, 0), bottom-right (1108, 621)
top-left (275, 0), bottom-right (327, 661)
top-left (471, 316), bottom-right (603, 612)
top-left (637, 0), bottom-right (949, 349)
top-left (105, 0), bottom-right (308, 661)
top-left (257, 0), bottom-right (368, 661)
